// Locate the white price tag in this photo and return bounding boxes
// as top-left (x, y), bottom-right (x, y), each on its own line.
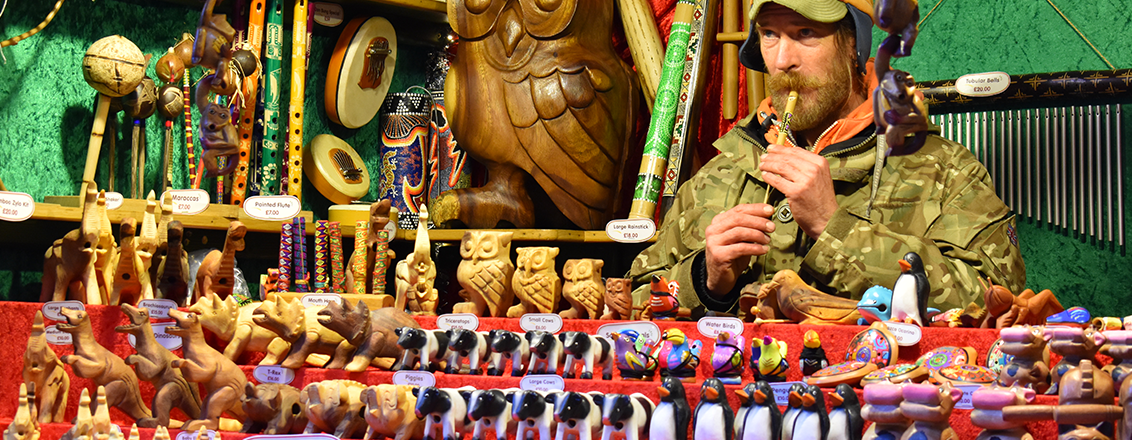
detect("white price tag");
top-left (176, 429), bottom-right (216, 440)
top-left (42, 301), bottom-right (86, 321)
top-left (137, 299), bottom-right (178, 319)
top-left (311, 2), bottom-right (344, 27)
top-left (696, 317), bottom-right (745, 338)
top-left (887, 322), bottom-right (923, 346)
top-left (104, 192), bottom-right (124, 210)
top-left (605, 219), bottom-right (656, 243)
top-left (596, 321), bottom-right (661, 347)
top-left (243, 195), bottom-right (301, 221)
top-left (392, 371), bottom-right (436, 387)
top-left (768, 382), bottom-right (806, 406)
top-left (0, 191), bottom-right (35, 222)
top-left (436, 313), bottom-right (480, 331)
top-left (520, 375), bottom-right (565, 392)
top-left (45, 325), bottom-right (72, 345)
top-left (127, 323), bottom-right (182, 350)
top-left (952, 384), bottom-right (986, 410)
top-left (956, 72), bottom-right (1010, 98)
top-left (520, 314), bottom-right (563, 333)
top-left (301, 293), bottom-right (344, 308)
top-left (253, 365), bottom-right (296, 385)
top-left (163, 189), bottom-right (210, 215)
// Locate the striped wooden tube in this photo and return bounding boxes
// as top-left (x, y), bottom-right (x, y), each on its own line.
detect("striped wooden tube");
top-left (278, 221), bottom-right (292, 291)
top-left (292, 216), bottom-right (309, 292)
top-left (231, 0), bottom-right (266, 206)
top-left (328, 221), bottom-right (345, 292)
top-left (285, 0), bottom-right (308, 200)
top-left (313, 220), bottom-right (329, 292)
top-left (371, 230), bottom-right (390, 296)
top-left (352, 220), bottom-right (368, 294)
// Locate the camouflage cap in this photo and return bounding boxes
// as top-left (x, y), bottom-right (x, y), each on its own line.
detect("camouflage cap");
top-left (739, 0), bottom-right (875, 74)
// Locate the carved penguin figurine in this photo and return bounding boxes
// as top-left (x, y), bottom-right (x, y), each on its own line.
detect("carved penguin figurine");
top-left (781, 383), bottom-right (807, 440)
top-left (891, 252), bottom-right (929, 325)
top-left (790, 384), bottom-right (829, 440)
top-left (736, 381), bottom-right (781, 440)
top-left (692, 378), bottom-right (733, 440)
top-left (651, 376), bottom-right (692, 440)
top-left (827, 384), bottom-right (863, 440)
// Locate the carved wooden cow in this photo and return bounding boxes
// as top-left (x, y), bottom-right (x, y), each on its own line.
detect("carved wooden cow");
top-left (487, 329), bottom-right (529, 377)
top-left (560, 332), bottom-right (614, 380)
top-left (396, 327), bottom-right (449, 372)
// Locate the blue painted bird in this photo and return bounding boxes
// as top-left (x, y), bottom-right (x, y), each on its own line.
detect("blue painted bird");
top-left (662, 328), bottom-right (702, 380)
top-left (751, 335), bottom-right (789, 382)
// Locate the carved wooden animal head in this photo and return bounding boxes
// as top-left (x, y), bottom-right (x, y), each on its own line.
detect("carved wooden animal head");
top-left (317, 300), bottom-right (369, 344)
top-left (114, 303), bottom-right (152, 336)
top-left (362, 385), bottom-right (414, 434)
top-left (188, 293), bottom-right (239, 338)
top-left (24, 312), bottom-right (60, 384)
top-left (459, 230), bottom-right (512, 263)
top-left (55, 308), bottom-right (92, 335)
top-left (253, 296), bottom-right (304, 341)
top-left (166, 308), bottom-right (203, 337)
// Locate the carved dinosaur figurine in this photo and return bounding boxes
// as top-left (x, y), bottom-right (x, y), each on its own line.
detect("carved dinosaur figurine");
top-left (192, 220), bottom-right (246, 302)
top-left (302, 379), bottom-right (369, 438)
top-left (254, 295), bottom-right (357, 369)
top-left (361, 384), bottom-right (424, 440)
top-left (92, 190), bottom-right (117, 305)
top-left (167, 308), bottom-right (248, 431)
top-left (317, 299), bottom-right (420, 371)
top-left (23, 311), bottom-right (68, 423)
top-left (751, 269), bottom-right (862, 324)
top-left (110, 218), bottom-right (155, 306)
top-left (115, 303), bottom-right (203, 428)
top-left (395, 208), bottom-right (438, 314)
top-left (57, 307), bottom-right (151, 421)
top-left (240, 382), bottom-right (307, 434)
top-left (4, 383), bottom-right (39, 440)
top-left (189, 292), bottom-right (298, 365)
top-left (157, 221), bottom-right (190, 306)
top-left (41, 185), bottom-right (102, 304)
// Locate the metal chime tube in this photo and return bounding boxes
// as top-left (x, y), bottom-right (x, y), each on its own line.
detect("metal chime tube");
top-left (1106, 105), bottom-right (1115, 247)
top-left (1117, 105), bottom-right (1125, 250)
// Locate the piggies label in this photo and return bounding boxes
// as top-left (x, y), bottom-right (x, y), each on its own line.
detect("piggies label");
top-left (41, 300), bottom-right (85, 321)
top-left (437, 313), bottom-right (480, 331)
top-left (597, 321), bottom-right (661, 346)
top-left (104, 192), bottom-right (124, 210)
top-left (301, 293), bottom-right (344, 308)
top-left (0, 191), bottom-right (34, 222)
top-left (128, 323), bottom-right (183, 350)
top-left (887, 322), bottom-right (923, 346)
top-left (953, 384), bottom-right (983, 410)
top-left (177, 429), bottom-right (216, 440)
top-left (44, 325), bottom-right (72, 345)
top-left (520, 375), bottom-right (565, 392)
top-left (696, 317), bottom-right (744, 338)
top-left (163, 189), bottom-right (210, 215)
top-left (138, 299), bottom-right (178, 319)
top-left (254, 366), bottom-right (296, 385)
top-left (520, 314), bottom-right (563, 333)
top-left (244, 195), bottom-right (301, 221)
top-left (768, 381), bottom-right (806, 406)
top-left (392, 371), bottom-right (436, 388)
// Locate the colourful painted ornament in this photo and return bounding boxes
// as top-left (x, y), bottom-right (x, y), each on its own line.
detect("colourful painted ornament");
top-left (278, 222), bottom-right (292, 291)
top-left (314, 220), bottom-right (329, 292)
top-left (711, 331), bottom-right (745, 384)
top-left (984, 338), bottom-right (1013, 375)
top-left (931, 364), bottom-right (997, 385)
top-left (860, 363), bottom-right (929, 386)
top-left (328, 222), bottom-right (345, 292)
top-left (915, 346), bottom-right (976, 371)
top-left (352, 220), bottom-right (368, 294)
top-left (371, 230), bottom-right (390, 295)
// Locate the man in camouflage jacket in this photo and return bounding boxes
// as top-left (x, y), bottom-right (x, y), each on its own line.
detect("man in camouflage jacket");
top-left (629, 0), bottom-right (1025, 315)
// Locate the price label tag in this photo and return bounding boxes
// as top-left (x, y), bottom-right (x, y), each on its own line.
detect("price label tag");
top-left (768, 381), bottom-right (806, 406)
top-left (162, 189), bottom-right (210, 215)
top-left (519, 314), bottom-right (563, 333)
top-left (137, 299), bottom-right (178, 319)
top-left (247, 434), bottom-right (340, 440)
top-left (253, 365), bottom-right (296, 385)
top-left (392, 371), bottom-right (436, 388)
top-left (597, 321), bottom-right (661, 346)
top-left (244, 195), bottom-right (301, 221)
top-left (45, 325), bottom-right (72, 345)
top-left (696, 317), bottom-right (745, 338)
top-left (0, 191), bottom-right (35, 222)
top-left (952, 384), bottom-right (986, 410)
top-left (41, 301), bottom-right (85, 321)
top-left (956, 72), bottom-right (1010, 98)
top-left (311, 2), bottom-right (344, 27)
top-left (887, 322), bottom-right (923, 346)
top-left (605, 218), bottom-right (656, 243)
top-left (301, 293), bottom-right (343, 308)
top-left (176, 429), bottom-right (216, 440)
top-left (520, 375), bottom-right (565, 392)
top-left (104, 192), bottom-right (124, 210)
top-left (436, 313), bottom-right (480, 331)
top-left (128, 323), bottom-right (182, 350)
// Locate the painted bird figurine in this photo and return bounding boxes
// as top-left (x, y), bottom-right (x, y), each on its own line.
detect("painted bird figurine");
top-left (827, 384), bottom-right (863, 440)
top-left (751, 335), bottom-right (788, 383)
top-left (791, 384), bottom-right (830, 440)
top-left (661, 329), bottom-right (702, 381)
top-left (781, 383), bottom-right (806, 440)
top-left (693, 378), bottom-right (734, 440)
top-left (652, 376), bottom-right (692, 440)
top-left (799, 330), bottom-right (829, 377)
top-left (891, 252), bottom-right (929, 326)
top-left (735, 381), bottom-right (782, 440)
top-left (613, 330), bottom-right (657, 380)
top-left (648, 275), bottom-right (681, 320)
top-left (711, 332), bottom-right (745, 385)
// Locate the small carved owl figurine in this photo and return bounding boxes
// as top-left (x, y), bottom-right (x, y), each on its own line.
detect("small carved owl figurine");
top-left (454, 231), bottom-right (514, 317)
top-left (509, 247), bottom-right (561, 317)
top-left (601, 278), bottom-right (633, 320)
top-left (561, 259), bottom-right (604, 320)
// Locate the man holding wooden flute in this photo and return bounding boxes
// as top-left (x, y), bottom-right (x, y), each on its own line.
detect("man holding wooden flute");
top-left (630, 0), bottom-right (1025, 315)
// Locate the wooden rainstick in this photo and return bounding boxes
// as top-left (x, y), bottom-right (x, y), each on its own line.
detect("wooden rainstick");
top-left (167, 308), bottom-right (248, 431)
top-left (509, 247), bottom-right (561, 317)
top-left (23, 311), bottom-right (68, 424)
top-left (111, 218), bottom-right (155, 306)
top-left (192, 220), bottom-right (247, 301)
top-left (41, 185), bottom-right (102, 304)
top-left (395, 208), bottom-right (437, 315)
top-left (454, 231), bottom-right (514, 317)
top-left (56, 307), bottom-right (151, 421)
top-left (157, 220), bottom-right (191, 305)
top-left (115, 303), bottom-right (202, 428)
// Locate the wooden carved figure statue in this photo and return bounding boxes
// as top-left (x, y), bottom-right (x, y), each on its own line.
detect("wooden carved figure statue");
top-left (189, 292), bottom-right (294, 365)
top-left (395, 207), bottom-right (437, 315)
top-left (167, 308), bottom-right (248, 430)
top-left (302, 380), bottom-right (369, 438)
top-left (148, 193), bottom-right (174, 289)
top-left (57, 307), bottom-right (152, 422)
top-left (436, 0), bottom-right (640, 230)
top-left (509, 247), bottom-right (561, 317)
top-left (115, 303), bottom-right (203, 427)
top-left (454, 231), bottom-right (514, 317)
top-left (93, 190), bottom-right (117, 305)
top-left (111, 218), bottom-right (155, 306)
top-left (41, 185), bottom-right (102, 304)
top-left (156, 220), bottom-right (190, 305)
top-left (253, 295), bottom-right (357, 369)
top-left (361, 384), bottom-right (424, 440)
top-left (601, 278), bottom-right (633, 320)
top-left (23, 311), bottom-right (68, 423)
top-left (240, 383), bottom-right (306, 435)
top-left (60, 388), bottom-right (94, 440)
top-left (192, 220), bottom-right (247, 302)
top-left (561, 258), bottom-right (604, 320)
top-left (5, 383), bottom-right (39, 440)
top-left (345, 200), bottom-right (396, 293)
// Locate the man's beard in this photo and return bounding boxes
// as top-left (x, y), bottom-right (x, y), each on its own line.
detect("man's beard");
top-left (766, 50), bottom-right (855, 132)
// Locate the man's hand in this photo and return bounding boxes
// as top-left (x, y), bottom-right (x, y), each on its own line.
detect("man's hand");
top-left (705, 204), bottom-right (776, 297)
top-left (759, 144), bottom-right (839, 238)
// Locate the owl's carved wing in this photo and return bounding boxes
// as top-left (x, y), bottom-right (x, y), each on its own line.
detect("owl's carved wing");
top-left (513, 271), bottom-right (560, 314)
top-left (567, 280), bottom-right (605, 318)
top-left (465, 259), bottom-right (514, 316)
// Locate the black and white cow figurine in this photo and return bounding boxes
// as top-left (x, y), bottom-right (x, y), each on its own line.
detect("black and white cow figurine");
top-left (413, 386), bottom-right (473, 440)
top-left (553, 391), bottom-right (603, 440)
top-left (467, 388), bottom-right (518, 440)
top-left (596, 393), bottom-right (655, 440)
top-left (560, 332), bottom-right (615, 380)
top-left (512, 390), bottom-right (560, 440)
top-left (445, 329), bottom-right (497, 375)
top-left (396, 327), bottom-right (449, 372)
top-left (488, 329), bottom-right (530, 376)
top-left (527, 330), bottom-right (563, 375)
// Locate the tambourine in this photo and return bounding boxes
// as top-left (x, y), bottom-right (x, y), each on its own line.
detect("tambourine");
top-left (304, 134), bottom-right (370, 204)
top-left (325, 16), bottom-right (397, 129)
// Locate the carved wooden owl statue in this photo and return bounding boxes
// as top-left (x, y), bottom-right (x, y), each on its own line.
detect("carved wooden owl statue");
top-left (454, 231), bottom-right (515, 317)
top-left (436, 0), bottom-right (641, 230)
top-left (561, 258), bottom-right (604, 319)
top-left (509, 246), bottom-right (561, 317)
top-left (601, 278), bottom-right (633, 320)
